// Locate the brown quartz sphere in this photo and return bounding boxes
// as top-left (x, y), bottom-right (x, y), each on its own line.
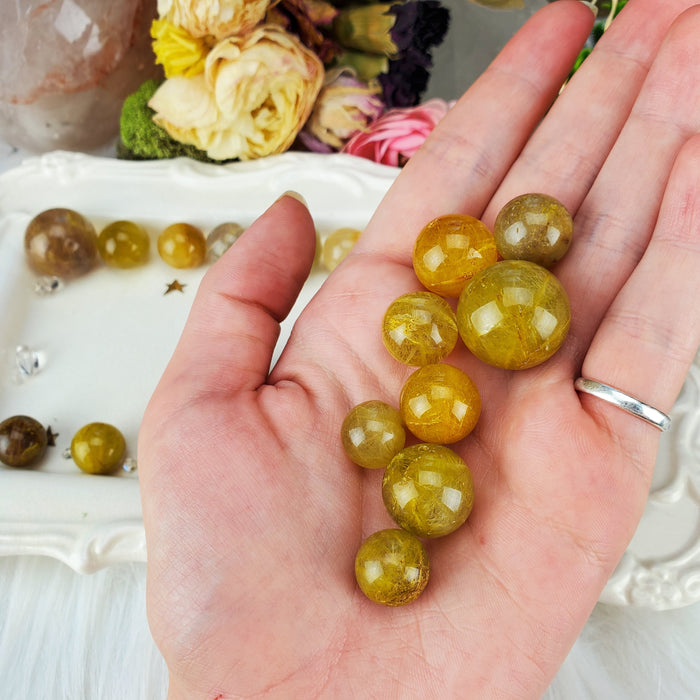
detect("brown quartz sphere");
top-left (493, 193), bottom-right (573, 267)
top-left (157, 223), bottom-right (207, 268)
top-left (412, 214), bottom-right (498, 297)
top-left (0, 415), bottom-right (47, 468)
top-left (341, 400), bottom-right (406, 469)
top-left (24, 208), bottom-right (99, 278)
top-left (400, 363), bottom-right (481, 444)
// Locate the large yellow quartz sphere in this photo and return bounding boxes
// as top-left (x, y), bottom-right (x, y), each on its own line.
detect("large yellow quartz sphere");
top-left (157, 223), bottom-right (207, 268)
top-left (382, 444), bottom-right (474, 538)
top-left (341, 400), bottom-right (406, 469)
top-left (354, 528), bottom-right (430, 606)
top-left (382, 291), bottom-right (458, 366)
top-left (412, 214), bottom-right (498, 297)
top-left (457, 260), bottom-right (570, 370)
top-left (400, 364), bottom-right (481, 444)
top-left (494, 193), bottom-right (573, 267)
top-left (98, 220), bottom-right (150, 268)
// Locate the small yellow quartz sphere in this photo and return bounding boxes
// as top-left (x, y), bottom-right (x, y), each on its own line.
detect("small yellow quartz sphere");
top-left (157, 223), bottom-right (207, 268)
top-left (457, 260), bottom-right (570, 370)
top-left (412, 214), bottom-right (498, 297)
top-left (97, 220), bottom-right (150, 268)
top-left (341, 400), bottom-right (406, 469)
top-left (70, 422), bottom-right (126, 475)
top-left (400, 364), bottom-right (481, 444)
top-left (494, 193), bottom-right (573, 267)
top-left (321, 227), bottom-right (362, 271)
top-left (382, 291), bottom-right (458, 366)
top-left (382, 444), bottom-right (474, 538)
top-left (354, 528), bottom-right (430, 606)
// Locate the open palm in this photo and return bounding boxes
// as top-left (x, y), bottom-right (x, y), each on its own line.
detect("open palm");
top-left (138, 2), bottom-right (700, 697)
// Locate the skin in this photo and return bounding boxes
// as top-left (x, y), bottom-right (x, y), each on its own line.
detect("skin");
top-left (138, 1), bottom-right (700, 697)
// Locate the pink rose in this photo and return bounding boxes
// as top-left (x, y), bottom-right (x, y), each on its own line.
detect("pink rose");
top-left (341, 97), bottom-right (453, 167)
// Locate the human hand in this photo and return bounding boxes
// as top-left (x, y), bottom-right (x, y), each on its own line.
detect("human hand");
top-left (138, 1), bottom-right (700, 697)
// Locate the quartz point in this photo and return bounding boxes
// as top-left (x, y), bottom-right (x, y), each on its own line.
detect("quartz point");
top-left (33, 276), bottom-right (65, 296)
top-left (0, 0), bottom-right (162, 152)
top-left (122, 457), bottom-right (138, 473)
top-left (14, 345), bottom-right (45, 382)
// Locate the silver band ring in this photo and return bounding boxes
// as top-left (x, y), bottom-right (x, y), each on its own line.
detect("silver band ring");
top-left (574, 377), bottom-right (672, 432)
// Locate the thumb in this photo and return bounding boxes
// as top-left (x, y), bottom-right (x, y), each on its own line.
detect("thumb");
top-left (158, 193), bottom-right (316, 399)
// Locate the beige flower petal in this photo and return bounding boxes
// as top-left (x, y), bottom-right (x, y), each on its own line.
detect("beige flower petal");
top-left (158, 0), bottom-right (272, 39)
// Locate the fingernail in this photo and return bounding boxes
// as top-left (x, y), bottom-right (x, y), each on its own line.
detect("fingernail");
top-left (578, 0), bottom-right (598, 17)
top-left (279, 190), bottom-right (307, 207)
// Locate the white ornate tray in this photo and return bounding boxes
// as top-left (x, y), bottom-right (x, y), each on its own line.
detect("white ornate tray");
top-left (0, 152), bottom-right (698, 609)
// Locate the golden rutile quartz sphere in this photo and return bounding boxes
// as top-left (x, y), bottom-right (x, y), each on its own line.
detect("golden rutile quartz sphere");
top-left (412, 214), bottom-right (498, 297)
top-left (382, 444), bottom-right (474, 538)
top-left (494, 193), bottom-right (573, 267)
top-left (341, 400), bottom-right (406, 469)
top-left (321, 227), bottom-right (362, 271)
top-left (382, 291), bottom-right (458, 366)
top-left (24, 207), bottom-right (99, 278)
top-left (400, 364), bottom-right (481, 444)
top-left (97, 220), bottom-right (150, 268)
top-left (457, 260), bottom-right (570, 370)
top-left (157, 223), bottom-right (207, 268)
top-left (71, 422), bottom-right (126, 475)
top-left (354, 528), bottom-right (430, 606)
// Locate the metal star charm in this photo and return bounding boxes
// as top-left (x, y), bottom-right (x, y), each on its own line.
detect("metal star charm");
top-left (46, 426), bottom-right (59, 447)
top-left (164, 279), bottom-right (187, 295)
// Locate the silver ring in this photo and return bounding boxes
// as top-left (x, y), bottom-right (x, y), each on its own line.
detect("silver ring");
top-left (574, 377), bottom-right (672, 432)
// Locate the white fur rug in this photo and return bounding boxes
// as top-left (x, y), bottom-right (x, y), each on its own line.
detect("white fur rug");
top-left (1, 556), bottom-right (699, 699)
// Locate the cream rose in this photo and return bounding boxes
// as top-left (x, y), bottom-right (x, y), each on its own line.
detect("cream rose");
top-left (148, 25), bottom-right (324, 161)
top-left (157, 0), bottom-right (272, 39)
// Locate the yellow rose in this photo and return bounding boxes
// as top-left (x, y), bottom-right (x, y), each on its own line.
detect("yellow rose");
top-left (148, 26), bottom-right (324, 160)
top-left (151, 18), bottom-right (210, 78)
top-left (157, 0), bottom-right (272, 39)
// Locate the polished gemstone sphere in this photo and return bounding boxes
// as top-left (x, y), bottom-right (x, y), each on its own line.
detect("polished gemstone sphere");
top-left (400, 364), bottom-right (481, 444)
top-left (207, 222), bottom-right (245, 261)
top-left (321, 227), bottom-right (361, 271)
top-left (157, 223), bottom-right (207, 268)
top-left (382, 444), bottom-right (474, 537)
top-left (97, 220), bottom-right (150, 268)
top-left (71, 422), bottom-right (126, 475)
top-left (354, 528), bottom-right (430, 606)
top-left (341, 400), bottom-right (406, 469)
top-left (24, 207), bottom-right (99, 278)
top-left (494, 193), bottom-right (573, 267)
top-left (0, 415), bottom-right (47, 468)
top-left (412, 214), bottom-right (498, 297)
top-left (457, 260), bottom-right (570, 370)
top-left (382, 291), bottom-right (458, 366)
